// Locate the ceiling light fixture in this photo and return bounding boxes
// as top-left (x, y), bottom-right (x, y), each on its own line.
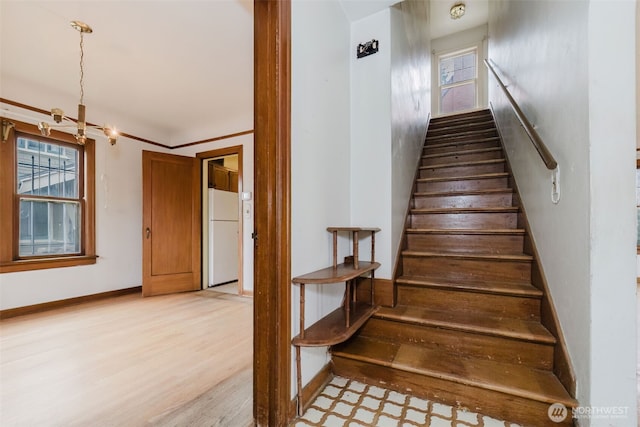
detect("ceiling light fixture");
top-left (450, 3), bottom-right (466, 19)
top-left (38, 21), bottom-right (118, 146)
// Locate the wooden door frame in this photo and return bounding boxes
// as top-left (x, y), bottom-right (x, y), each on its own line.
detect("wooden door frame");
top-left (196, 146), bottom-right (245, 295)
top-left (253, 0), bottom-right (292, 425)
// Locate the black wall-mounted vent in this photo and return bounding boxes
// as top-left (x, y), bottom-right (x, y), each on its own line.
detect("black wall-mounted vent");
top-left (357, 39), bottom-right (379, 59)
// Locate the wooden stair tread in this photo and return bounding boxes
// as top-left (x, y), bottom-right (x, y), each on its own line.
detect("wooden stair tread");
top-left (427, 129), bottom-right (497, 141)
top-left (422, 147), bottom-right (503, 159)
top-left (419, 158), bottom-right (505, 170)
top-left (427, 121), bottom-right (495, 134)
top-left (375, 306), bottom-right (555, 344)
top-left (395, 275), bottom-right (541, 297)
top-left (406, 228), bottom-right (525, 235)
top-left (292, 302), bottom-right (378, 347)
top-left (401, 251), bottom-right (533, 262)
top-left (291, 261), bottom-right (380, 284)
top-left (424, 137), bottom-right (500, 150)
top-left (417, 172), bottom-right (509, 183)
top-left (332, 336), bottom-right (577, 407)
top-left (430, 110), bottom-right (491, 121)
top-left (429, 115), bottom-right (493, 127)
top-left (326, 226), bottom-right (381, 233)
top-left (411, 206), bottom-right (519, 214)
top-left (413, 188), bottom-right (514, 197)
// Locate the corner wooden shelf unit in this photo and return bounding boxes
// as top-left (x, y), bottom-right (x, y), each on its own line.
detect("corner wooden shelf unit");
top-left (292, 226), bottom-right (381, 415)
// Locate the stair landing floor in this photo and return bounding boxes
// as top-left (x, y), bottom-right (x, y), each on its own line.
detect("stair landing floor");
top-left (292, 376), bottom-right (523, 427)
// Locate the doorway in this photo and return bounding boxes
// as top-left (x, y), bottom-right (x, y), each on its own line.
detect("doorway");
top-left (198, 146), bottom-right (246, 296)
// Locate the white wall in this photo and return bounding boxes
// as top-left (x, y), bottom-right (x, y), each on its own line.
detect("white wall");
top-left (291, 0), bottom-right (352, 390)
top-left (0, 106), bottom-right (254, 309)
top-left (351, 9), bottom-right (393, 278)
top-left (488, 0), bottom-right (636, 424)
top-left (586, 1), bottom-right (636, 422)
top-left (390, 1), bottom-right (431, 266)
top-left (351, 3), bottom-right (431, 279)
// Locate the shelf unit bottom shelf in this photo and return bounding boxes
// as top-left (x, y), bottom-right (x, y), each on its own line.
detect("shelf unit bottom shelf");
top-left (292, 301), bottom-right (378, 347)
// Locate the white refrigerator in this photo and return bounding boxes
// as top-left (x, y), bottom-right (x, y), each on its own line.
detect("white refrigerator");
top-left (208, 189), bottom-right (239, 286)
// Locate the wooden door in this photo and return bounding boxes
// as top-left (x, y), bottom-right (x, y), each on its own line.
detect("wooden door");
top-left (142, 151), bottom-right (201, 296)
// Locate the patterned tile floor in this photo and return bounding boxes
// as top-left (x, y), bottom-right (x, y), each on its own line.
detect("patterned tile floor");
top-left (293, 376), bottom-right (522, 427)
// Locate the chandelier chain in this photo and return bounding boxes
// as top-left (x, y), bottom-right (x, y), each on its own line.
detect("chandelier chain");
top-left (79, 31), bottom-right (85, 105)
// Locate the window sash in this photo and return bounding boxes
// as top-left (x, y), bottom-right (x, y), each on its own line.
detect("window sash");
top-left (18, 198), bottom-right (82, 257)
top-left (438, 48), bottom-right (479, 114)
top-left (14, 133), bottom-right (85, 258)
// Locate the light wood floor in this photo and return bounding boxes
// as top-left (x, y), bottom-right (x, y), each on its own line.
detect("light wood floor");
top-left (0, 290), bottom-right (253, 426)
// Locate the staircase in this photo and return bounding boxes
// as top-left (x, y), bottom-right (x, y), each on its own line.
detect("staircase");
top-left (331, 110), bottom-right (577, 426)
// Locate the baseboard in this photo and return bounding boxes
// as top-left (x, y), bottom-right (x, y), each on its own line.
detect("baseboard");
top-left (0, 286), bottom-right (142, 320)
top-left (489, 105), bottom-right (576, 397)
top-left (356, 278), bottom-right (394, 307)
top-left (289, 362), bottom-right (333, 419)
top-left (390, 115), bottom-right (431, 303)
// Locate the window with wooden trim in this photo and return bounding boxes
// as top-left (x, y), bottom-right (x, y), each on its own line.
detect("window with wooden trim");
top-left (0, 118), bottom-right (96, 273)
top-left (438, 47), bottom-right (478, 115)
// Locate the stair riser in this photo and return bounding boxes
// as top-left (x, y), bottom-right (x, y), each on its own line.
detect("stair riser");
top-left (411, 212), bottom-right (517, 229)
top-left (430, 112), bottom-right (493, 127)
top-left (427, 123), bottom-right (496, 137)
top-left (401, 256), bottom-right (531, 283)
top-left (427, 130), bottom-right (498, 144)
top-left (421, 150), bottom-right (503, 166)
top-left (406, 233), bottom-right (524, 253)
top-left (419, 162), bottom-right (505, 179)
top-left (423, 140), bottom-right (501, 155)
top-left (417, 177), bottom-right (508, 192)
top-left (359, 318), bottom-right (553, 370)
top-left (331, 357), bottom-right (573, 427)
top-left (413, 193), bottom-right (513, 209)
top-left (396, 286), bottom-right (538, 319)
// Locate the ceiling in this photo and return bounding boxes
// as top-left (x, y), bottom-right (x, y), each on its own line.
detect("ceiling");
top-left (0, 1), bottom-right (254, 147)
top-left (340, 0), bottom-right (488, 39)
top-left (0, 0), bottom-right (487, 147)
top-left (429, 0), bottom-right (489, 39)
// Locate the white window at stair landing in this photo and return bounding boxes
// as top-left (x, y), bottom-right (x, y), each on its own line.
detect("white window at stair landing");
top-left (438, 47), bottom-right (478, 115)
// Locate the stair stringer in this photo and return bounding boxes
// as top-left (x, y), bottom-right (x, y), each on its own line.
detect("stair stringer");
top-left (388, 116), bottom-right (433, 307)
top-left (490, 107), bottom-right (576, 397)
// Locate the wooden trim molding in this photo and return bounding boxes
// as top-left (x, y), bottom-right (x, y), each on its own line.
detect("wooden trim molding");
top-left (489, 107), bottom-right (576, 396)
top-left (0, 118), bottom-right (96, 273)
top-left (197, 145), bottom-right (244, 294)
top-left (0, 98), bottom-right (252, 150)
top-left (289, 363), bottom-right (333, 418)
top-left (253, 0), bottom-right (292, 425)
top-left (390, 114), bottom-right (431, 305)
top-left (175, 130), bottom-right (254, 149)
top-left (0, 255), bottom-right (98, 273)
top-left (0, 286), bottom-right (141, 319)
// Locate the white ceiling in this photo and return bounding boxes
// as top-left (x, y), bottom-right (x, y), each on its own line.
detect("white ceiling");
top-left (0, 1), bottom-right (254, 147)
top-left (339, 0), bottom-right (401, 22)
top-left (337, 0), bottom-right (488, 39)
top-left (0, 0), bottom-right (487, 147)
top-left (429, 0), bottom-right (489, 39)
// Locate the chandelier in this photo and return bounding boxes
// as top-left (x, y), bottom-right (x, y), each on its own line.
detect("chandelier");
top-left (38, 21), bottom-right (118, 145)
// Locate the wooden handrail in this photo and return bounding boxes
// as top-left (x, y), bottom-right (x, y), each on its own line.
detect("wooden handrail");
top-left (484, 59), bottom-right (558, 170)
